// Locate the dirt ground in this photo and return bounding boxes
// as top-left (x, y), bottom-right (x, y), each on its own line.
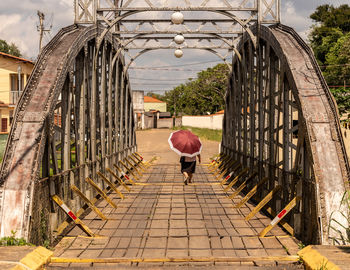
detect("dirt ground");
top-left (136, 129), bottom-right (220, 164)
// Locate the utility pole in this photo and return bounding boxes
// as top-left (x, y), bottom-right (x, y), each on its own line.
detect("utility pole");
top-left (37, 11), bottom-right (51, 52)
top-left (17, 65), bottom-right (22, 103)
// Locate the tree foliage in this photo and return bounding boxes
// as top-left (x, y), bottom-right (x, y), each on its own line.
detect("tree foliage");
top-left (0, 39), bottom-right (22, 57)
top-left (324, 33), bottom-right (350, 86)
top-left (161, 63), bottom-right (230, 116)
top-left (309, 4), bottom-right (350, 117)
top-left (146, 92), bottom-right (164, 101)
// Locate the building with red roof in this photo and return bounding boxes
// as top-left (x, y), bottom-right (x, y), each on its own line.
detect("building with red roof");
top-left (144, 96), bottom-right (167, 112)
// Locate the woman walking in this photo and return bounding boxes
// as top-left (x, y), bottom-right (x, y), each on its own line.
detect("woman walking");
top-left (168, 129), bottom-right (202, 185)
top-left (180, 154), bottom-right (201, 185)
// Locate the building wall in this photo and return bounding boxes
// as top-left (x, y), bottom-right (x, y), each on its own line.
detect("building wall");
top-left (0, 109), bottom-right (11, 134)
top-left (182, 114), bottom-right (224, 130)
top-left (144, 115), bottom-right (154, 129)
top-left (0, 56), bottom-right (33, 133)
top-left (143, 115), bottom-right (182, 129)
top-left (132, 90), bottom-right (144, 112)
top-left (144, 102), bottom-right (167, 112)
top-left (157, 118), bottom-right (174, 129)
top-left (0, 57), bottom-right (33, 104)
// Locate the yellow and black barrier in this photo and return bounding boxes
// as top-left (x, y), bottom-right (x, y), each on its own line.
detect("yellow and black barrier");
top-left (52, 195), bottom-right (96, 237)
top-left (233, 177), bottom-right (269, 209)
top-left (212, 156), bottom-right (234, 176)
top-left (119, 160), bottom-right (139, 181)
top-left (228, 172), bottom-right (258, 200)
top-left (51, 152), bottom-right (151, 238)
top-left (259, 197), bottom-right (301, 237)
top-left (71, 185), bottom-right (108, 220)
top-left (113, 164), bottom-right (136, 185)
top-left (85, 177), bottom-right (118, 209)
top-left (245, 185), bottom-right (281, 221)
top-left (97, 171), bottom-right (124, 199)
top-left (125, 156), bottom-right (143, 177)
top-left (208, 154), bottom-right (229, 173)
top-left (106, 167), bottom-right (130, 192)
top-left (129, 154), bottom-right (147, 172)
top-left (223, 168), bottom-right (249, 191)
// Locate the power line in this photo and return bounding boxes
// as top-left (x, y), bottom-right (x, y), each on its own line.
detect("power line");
top-left (133, 89), bottom-right (173, 91)
top-left (130, 77), bottom-right (192, 81)
top-left (132, 83), bottom-right (181, 86)
top-left (130, 58), bottom-right (229, 69)
top-left (37, 11), bottom-right (52, 52)
top-left (129, 67), bottom-right (204, 71)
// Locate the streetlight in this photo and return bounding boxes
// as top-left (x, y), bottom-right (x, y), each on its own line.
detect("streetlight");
top-left (171, 12), bottom-right (184, 58)
top-left (174, 49), bottom-right (183, 58)
top-left (174, 34), bottom-right (185, 45)
top-left (171, 11), bottom-right (184, 24)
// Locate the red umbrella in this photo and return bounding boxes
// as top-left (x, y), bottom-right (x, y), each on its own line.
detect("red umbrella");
top-left (168, 130), bottom-right (202, 157)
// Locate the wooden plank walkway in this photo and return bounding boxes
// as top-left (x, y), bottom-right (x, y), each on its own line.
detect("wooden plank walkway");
top-left (48, 163), bottom-right (302, 269)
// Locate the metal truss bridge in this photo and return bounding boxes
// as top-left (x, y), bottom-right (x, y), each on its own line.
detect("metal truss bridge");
top-left (0, 0), bottom-right (349, 268)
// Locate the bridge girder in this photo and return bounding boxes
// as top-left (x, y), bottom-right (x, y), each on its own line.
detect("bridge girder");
top-left (1, 0), bottom-right (348, 248)
top-left (0, 25), bottom-right (136, 243)
top-left (222, 24), bottom-right (350, 245)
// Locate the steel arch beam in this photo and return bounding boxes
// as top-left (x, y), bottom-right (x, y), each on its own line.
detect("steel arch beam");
top-left (222, 24), bottom-right (349, 244)
top-left (0, 25), bottom-right (136, 242)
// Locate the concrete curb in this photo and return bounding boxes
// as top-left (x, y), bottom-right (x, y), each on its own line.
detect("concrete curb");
top-left (298, 245), bottom-right (340, 270)
top-left (11, 246), bottom-right (53, 270)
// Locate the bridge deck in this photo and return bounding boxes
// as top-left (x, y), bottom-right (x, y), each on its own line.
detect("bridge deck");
top-left (49, 163), bottom-right (301, 269)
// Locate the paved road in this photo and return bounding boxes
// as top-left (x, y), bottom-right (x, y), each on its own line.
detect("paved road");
top-left (136, 129), bottom-right (220, 164)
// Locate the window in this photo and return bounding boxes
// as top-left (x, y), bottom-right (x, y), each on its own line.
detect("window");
top-left (10, 73), bottom-right (24, 104)
top-left (1, 118), bottom-right (8, 133)
top-left (9, 110), bottom-right (13, 125)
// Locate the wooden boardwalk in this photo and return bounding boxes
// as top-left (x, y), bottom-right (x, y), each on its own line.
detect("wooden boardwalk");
top-left (48, 163), bottom-right (302, 269)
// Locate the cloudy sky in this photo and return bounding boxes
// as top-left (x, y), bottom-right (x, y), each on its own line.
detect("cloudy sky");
top-left (0, 0), bottom-right (348, 93)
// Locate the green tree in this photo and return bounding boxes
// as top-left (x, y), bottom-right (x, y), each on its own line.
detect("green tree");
top-left (324, 33), bottom-right (350, 117)
top-left (0, 39), bottom-right (22, 57)
top-left (163, 63), bottom-right (230, 116)
top-left (146, 92), bottom-right (164, 101)
top-left (309, 4), bottom-right (350, 66)
top-left (309, 4), bottom-right (350, 117)
top-left (324, 33), bottom-right (350, 86)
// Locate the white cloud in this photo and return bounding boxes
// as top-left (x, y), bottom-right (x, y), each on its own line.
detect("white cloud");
top-left (0, 14), bottom-right (21, 33)
top-left (281, 1), bottom-right (312, 42)
top-left (1, 0), bottom-right (348, 90)
top-left (0, 14), bottom-right (37, 58)
top-left (0, 1), bottom-right (74, 59)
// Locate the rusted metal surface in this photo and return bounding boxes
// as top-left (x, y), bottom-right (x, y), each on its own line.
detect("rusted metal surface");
top-left (0, 25), bottom-right (83, 239)
top-left (0, 24), bottom-right (137, 242)
top-left (0, 0), bottom-right (348, 247)
top-left (222, 24), bottom-right (349, 244)
top-left (75, 0), bottom-right (281, 71)
top-left (271, 25), bottom-right (349, 244)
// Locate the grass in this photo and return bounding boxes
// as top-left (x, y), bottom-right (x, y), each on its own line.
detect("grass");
top-left (328, 188), bottom-right (350, 245)
top-left (0, 230), bottom-right (33, 246)
top-left (173, 126), bottom-right (222, 142)
top-left (0, 134), bottom-right (8, 164)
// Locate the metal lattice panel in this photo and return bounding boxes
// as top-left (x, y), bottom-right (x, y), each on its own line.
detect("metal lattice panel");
top-left (74, 0), bottom-right (280, 69)
top-left (0, 25), bottom-right (136, 241)
top-left (222, 24), bottom-right (349, 244)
